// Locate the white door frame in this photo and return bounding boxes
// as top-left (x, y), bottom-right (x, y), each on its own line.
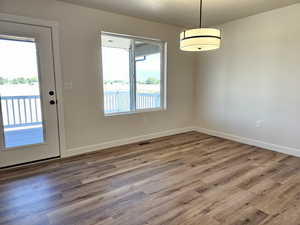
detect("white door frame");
top-left (0, 13), bottom-right (66, 158)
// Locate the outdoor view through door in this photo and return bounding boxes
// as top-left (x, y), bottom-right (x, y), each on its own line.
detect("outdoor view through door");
top-left (0, 36), bottom-right (44, 148)
top-left (101, 33), bottom-right (166, 115)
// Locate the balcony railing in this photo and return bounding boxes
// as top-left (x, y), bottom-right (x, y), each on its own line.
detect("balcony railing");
top-left (1, 92), bottom-right (160, 128)
top-left (104, 91), bottom-right (160, 114)
top-left (1, 95), bottom-right (42, 129)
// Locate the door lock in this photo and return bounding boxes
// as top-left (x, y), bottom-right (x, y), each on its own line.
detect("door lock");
top-left (49, 100), bottom-right (56, 105)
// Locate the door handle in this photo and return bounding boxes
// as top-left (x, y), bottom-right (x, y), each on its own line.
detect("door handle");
top-left (49, 100), bottom-right (56, 105)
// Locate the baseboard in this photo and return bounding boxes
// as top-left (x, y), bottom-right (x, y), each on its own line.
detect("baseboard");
top-left (196, 127), bottom-right (300, 157)
top-left (62, 126), bottom-right (300, 158)
top-left (62, 126), bottom-right (197, 158)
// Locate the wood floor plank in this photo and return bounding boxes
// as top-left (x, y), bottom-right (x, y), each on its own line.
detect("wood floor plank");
top-left (1, 131), bottom-right (300, 225)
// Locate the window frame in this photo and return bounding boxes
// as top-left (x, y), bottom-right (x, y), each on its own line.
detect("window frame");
top-left (101, 32), bottom-right (167, 116)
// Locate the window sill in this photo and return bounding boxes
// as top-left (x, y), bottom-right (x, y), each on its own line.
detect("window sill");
top-left (104, 107), bottom-right (165, 117)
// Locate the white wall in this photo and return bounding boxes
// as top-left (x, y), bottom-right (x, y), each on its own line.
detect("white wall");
top-left (196, 4), bottom-right (300, 151)
top-left (0, 0), bottom-right (196, 155)
top-left (2, 0), bottom-right (299, 158)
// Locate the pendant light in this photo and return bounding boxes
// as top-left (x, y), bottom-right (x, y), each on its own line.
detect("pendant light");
top-left (180, 0), bottom-right (221, 51)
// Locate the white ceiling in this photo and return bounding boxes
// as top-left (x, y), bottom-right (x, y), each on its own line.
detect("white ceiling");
top-left (60, 0), bottom-right (300, 27)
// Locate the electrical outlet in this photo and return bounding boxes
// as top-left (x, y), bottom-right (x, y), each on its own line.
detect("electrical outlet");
top-left (256, 120), bottom-right (264, 128)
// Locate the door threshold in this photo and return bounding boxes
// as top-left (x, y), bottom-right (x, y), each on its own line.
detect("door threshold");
top-left (0, 156), bottom-right (60, 170)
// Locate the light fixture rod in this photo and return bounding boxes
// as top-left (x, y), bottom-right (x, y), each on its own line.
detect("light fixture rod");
top-left (199, 0), bottom-right (203, 28)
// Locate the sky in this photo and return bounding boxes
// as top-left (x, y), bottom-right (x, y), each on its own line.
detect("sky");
top-left (0, 39), bottom-right (39, 79)
top-left (0, 39), bottom-right (160, 82)
top-left (102, 47), bottom-right (160, 82)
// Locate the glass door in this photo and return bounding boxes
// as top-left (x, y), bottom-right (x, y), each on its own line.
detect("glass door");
top-left (0, 35), bottom-right (45, 148)
top-left (0, 20), bottom-right (60, 168)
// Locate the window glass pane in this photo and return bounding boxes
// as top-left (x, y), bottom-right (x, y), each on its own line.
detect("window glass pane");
top-left (101, 35), bottom-right (131, 114)
top-left (135, 41), bottom-right (161, 110)
top-left (0, 35), bottom-right (44, 148)
top-left (101, 33), bottom-right (165, 115)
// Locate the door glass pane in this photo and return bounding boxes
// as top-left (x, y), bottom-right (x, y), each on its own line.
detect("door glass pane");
top-left (0, 35), bottom-right (44, 148)
top-left (101, 34), bottom-right (131, 114)
top-left (135, 41), bottom-right (161, 110)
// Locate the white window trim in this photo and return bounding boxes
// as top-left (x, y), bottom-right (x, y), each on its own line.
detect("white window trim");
top-left (101, 32), bottom-right (167, 116)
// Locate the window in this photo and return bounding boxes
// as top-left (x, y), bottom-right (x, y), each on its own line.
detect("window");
top-left (101, 32), bottom-right (166, 115)
top-left (0, 35), bottom-right (44, 148)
